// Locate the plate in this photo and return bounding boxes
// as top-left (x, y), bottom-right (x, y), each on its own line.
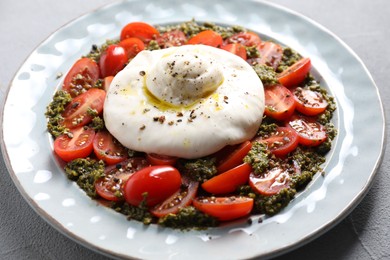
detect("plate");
top-left (0, 0), bottom-right (385, 259)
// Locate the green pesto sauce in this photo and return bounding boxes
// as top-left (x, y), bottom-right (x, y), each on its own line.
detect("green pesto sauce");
top-left (177, 157), bottom-right (218, 182)
top-left (112, 200), bottom-right (153, 225)
top-left (85, 39), bottom-right (120, 62)
top-left (252, 64), bottom-right (279, 86)
top-left (276, 47), bottom-right (303, 73)
top-left (158, 206), bottom-right (218, 229)
top-left (45, 90), bottom-right (72, 137)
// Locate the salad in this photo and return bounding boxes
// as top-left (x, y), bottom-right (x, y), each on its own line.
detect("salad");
top-left (45, 20), bottom-right (336, 229)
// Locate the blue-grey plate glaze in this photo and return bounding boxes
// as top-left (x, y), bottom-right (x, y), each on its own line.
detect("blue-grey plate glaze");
top-left (0, 0), bottom-right (385, 259)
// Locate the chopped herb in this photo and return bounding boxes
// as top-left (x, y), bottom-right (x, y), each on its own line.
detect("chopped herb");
top-left (178, 157), bottom-right (218, 182)
top-left (252, 64), bottom-right (279, 86)
top-left (158, 206), bottom-right (218, 229)
top-left (45, 90), bottom-right (72, 137)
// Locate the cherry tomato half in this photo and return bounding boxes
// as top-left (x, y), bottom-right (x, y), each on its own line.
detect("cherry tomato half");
top-left (202, 163), bottom-right (252, 195)
top-left (193, 196), bottom-right (254, 221)
top-left (249, 162), bottom-right (300, 196)
top-left (61, 88), bottom-right (106, 129)
top-left (103, 76), bottom-right (114, 92)
top-left (287, 115), bottom-right (327, 146)
top-left (225, 32), bottom-right (262, 47)
top-left (264, 84), bottom-right (296, 121)
top-left (216, 141), bottom-right (252, 173)
top-left (99, 44), bottom-right (128, 78)
top-left (120, 22), bottom-right (160, 43)
top-left (157, 30), bottom-right (187, 48)
top-left (292, 87), bottom-right (328, 116)
top-left (95, 157), bottom-right (150, 201)
top-left (63, 58), bottom-right (100, 97)
top-left (187, 30), bottom-right (223, 47)
top-left (93, 130), bottom-right (128, 165)
top-left (255, 41), bottom-right (283, 70)
top-left (254, 126), bottom-right (299, 157)
top-left (53, 126), bottom-right (95, 162)
top-left (146, 153), bottom-right (178, 166)
top-left (118, 37), bottom-right (145, 59)
top-left (278, 57), bottom-right (311, 88)
top-left (220, 43), bottom-right (247, 60)
top-left (151, 175), bottom-right (199, 218)
top-left (124, 166), bottom-right (182, 207)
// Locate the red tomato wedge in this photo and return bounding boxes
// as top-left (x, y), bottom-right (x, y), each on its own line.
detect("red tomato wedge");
top-left (187, 30), bottom-right (223, 47)
top-left (278, 57), bottom-right (311, 88)
top-left (124, 166), bottom-right (182, 207)
top-left (158, 30), bottom-right (187, 48)
top-left (61, 88), bottom-right (106, 129)
top-left (120, 22), bottom-right (160, 43)
top-left (220, 43), bottom-right (247, 60)
top-left (103, 76), bottom-right (114, 92)
top-left (62, 58), bottom-right (100, 97)
top-left (255, 126), bottom-right (299, 157)
top-left (216, 141), bottom-right (252, 173)
top-left (93, 130), bottom-right (128, 165)
top-left (118, 37), bottom-right (145, 59)
top-left (287, 115), bottom-right (327, 146)
top-left (255, 41), bottom-right (283, 70)
top-left (95, 157), bottom-right (150, 201)
top-left (146, 153), bottom-right (178, 166)
top-left (264, 84), bottom-right (296, 121)
top-left (202, 163), bottom-right (252, 194)
top-left (99, 44), bottom-right (127, 77)
top-left (292, 87), bottom-right (328, 116)
top-left (53, 126), bottom-right (95, 162)
top-left (225, 32), bottom-right (262, 47)
top-left (193, 196), bottom-right (254, 221)
top-left (151, 176), bottom-right (199, 218)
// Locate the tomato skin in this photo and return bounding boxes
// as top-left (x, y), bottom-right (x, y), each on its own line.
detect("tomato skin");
top-left (146, 153), bottom-right (177, 166)
top-left (118, 37), bottom-right (145, 59)
top-left (53, 127), bottom-right (95, 162)
top-left (292, 87), bottom-right (328, 116)
top-left (157, 30), bottom-right (187, 48)
top-left (225, 32), bottom-right (262, 47)
top-left (120, 22), bottom-right (160, 43)
top-left (151, 176), bottom-right (199, 218)
top-left (278, 57), bottom-right (311, 88)
top-left (254, 126), bottom-right (299, 157)
top-left (202, 163), bottom-right (252, 195)
top-left (99, 44), bottom-right (128, 77)
top-left (249, 42), bottom-right (283, 70)
top-left (193, 196), bottom-right (254, 221)
top-left (217, 141), bottom-right (252, 173)
top-left (249, 163), bottom-right (299, 196)
top-left (220, 43), bottom-right (247, 60)
top-left (95, 157), bottom-right (150, 201)
top-left (187, 30), bottom-right (223, 47)
top-left (287, 115), bottom-right (327, 146)
top-left (103, 76), bottom-right (114, 92)
top-left (124, 166), bottom-right (182, 207)
top-left (63, 58), bottom-right (100, 97)
top-left (61, 88), bottom-right (106, 129)
top-left (93, 130), bottom-right (128, 165)
top-left (264, 84), bottom-right (296, 121)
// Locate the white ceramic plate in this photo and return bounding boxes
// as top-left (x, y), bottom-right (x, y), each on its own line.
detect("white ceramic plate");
top-left (1, 0), bottom-right (385, 259)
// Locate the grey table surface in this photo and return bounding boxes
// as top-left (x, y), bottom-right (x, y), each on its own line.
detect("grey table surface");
top-left (0, 0), bottom-right (389, 259)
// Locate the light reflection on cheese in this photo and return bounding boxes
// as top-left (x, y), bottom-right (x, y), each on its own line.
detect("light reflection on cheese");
top-left (104, 45), bottom-right (264, 159)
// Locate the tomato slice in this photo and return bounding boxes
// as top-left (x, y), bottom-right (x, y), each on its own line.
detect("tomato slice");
top-left (216, 141), bottom-right (252, 173)
top-left (292, 87), bottom-right (328, 116)
top-left (249, 163), bottom-right (299, 196)
top-left (95, 157), bottom-right (150, 201)
top-left (124, 166), bottom-right (182, 207)
top-left (146, 153), bottom-right (178, 166)
top-left (157, 30), bottom-right (187, 48)
top-left (151, 176), bottom-right (199, 218)
top-left (225, 32), bottom-right (262, 47)
top-left (187, 30), bottom-right (223, 47)
top-left (99, 44), bottom-right (128, 77)
top-left (118, 37), bottom-right (145, 59)
top-left (287, 115), bottom-right (327, 146)
top-left (202, 163), bottom-right (252, 194)
top-left (255, 126), bottom-right (299, 157)
top-left (193, 196), bottom-right (254, 221)
top-left (278, 57), bottom-right (311, 88)
top-left (120, 22), bottom-right (160, 43)
top-left (53, 126), bottom-right (95, 162)
top-left (93, 130), bottom-right (128, 165)
top-left (63, 58), bottom-right (100, 97)
top-left (264, 84), bottom-right (296, 121)
top-left (220, 43), bottom-right (247, 60)
top-left (103, 76), bottom-right (114, 92)
top-left (61, 88), bottom-right (106, 129)
top-left (251, 42), bottom-right (283, 70)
